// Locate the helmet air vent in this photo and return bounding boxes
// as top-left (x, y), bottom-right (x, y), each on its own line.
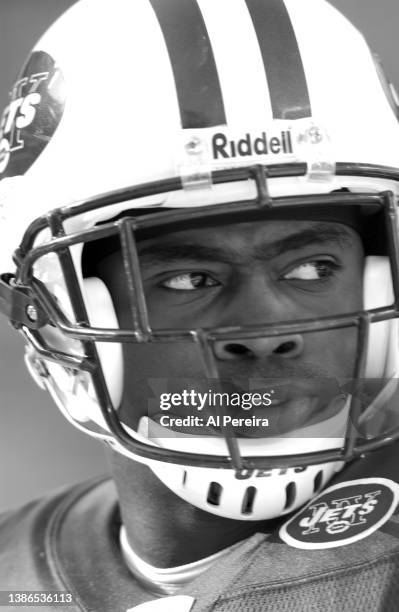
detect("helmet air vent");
top-left (182, 470), bottom-right (187, 486)
top-left (284, 482), bottom-right (297, 510)
top-left (313, 470), bottom-right (324, 493)
top-left (241, 486), bottom-right (257, 515)
top-left (207, 482), bottom-right (222, 506)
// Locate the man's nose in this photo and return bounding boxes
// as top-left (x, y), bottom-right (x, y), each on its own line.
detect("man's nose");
top-left (213, 334), bottom-right (304, 361)
top-left (212, 277), bottom-right (305, 361)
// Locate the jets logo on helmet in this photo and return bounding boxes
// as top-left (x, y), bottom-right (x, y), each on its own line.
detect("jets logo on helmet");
top-left (0, 51), bottom-right (65, 178)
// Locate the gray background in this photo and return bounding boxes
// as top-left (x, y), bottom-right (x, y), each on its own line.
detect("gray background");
top-left (1, 0), bottom-right (398, 512)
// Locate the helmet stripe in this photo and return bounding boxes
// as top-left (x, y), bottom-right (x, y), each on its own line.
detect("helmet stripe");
top-left (245, 0), bottom-right (312, 119)
top-left (148, 0), bottom-right (227, 129)
top-left (196, 0), bottom-right (274, 127)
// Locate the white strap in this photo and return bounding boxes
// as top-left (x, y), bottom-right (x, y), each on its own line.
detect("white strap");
top-left (127, 595), bottom-right (195, 612)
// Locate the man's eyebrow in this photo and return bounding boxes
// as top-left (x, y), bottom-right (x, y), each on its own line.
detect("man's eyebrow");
top-left (138, 223), bottom-right (354, 266)
top-left (257, 224), bottom-right (354, 260)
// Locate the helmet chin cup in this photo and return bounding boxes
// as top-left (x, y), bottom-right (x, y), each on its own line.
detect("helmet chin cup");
top-left (149, 458), bottom-right (342, 521)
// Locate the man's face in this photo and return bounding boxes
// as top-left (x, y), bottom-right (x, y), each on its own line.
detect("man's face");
top-left (98, 217), bottom-right (364, 438)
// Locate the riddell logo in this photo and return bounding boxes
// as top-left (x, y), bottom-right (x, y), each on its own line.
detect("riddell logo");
top-left (212, 130), bottom-right (293, 160)
top-left (280, 478), bottom-right (399, 549)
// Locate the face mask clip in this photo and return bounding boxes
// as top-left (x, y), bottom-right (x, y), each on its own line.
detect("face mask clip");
top-left (0, 273), bottom-right (48, 329)
top-left (295, 121), bottom-right (336, 182)
top-left (177, 134), bottom-right (213, 191)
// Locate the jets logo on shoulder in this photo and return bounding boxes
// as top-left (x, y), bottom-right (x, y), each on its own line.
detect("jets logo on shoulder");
top-left (0, 50), bottom-right (65, 178)
top-left (280, 478), bottom-right (399, 549)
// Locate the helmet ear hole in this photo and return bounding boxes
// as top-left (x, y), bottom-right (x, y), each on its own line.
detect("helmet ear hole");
top-left (363, 256), bottom-right (396, 379)
top-left (83, 277), bottom-right (123, 408)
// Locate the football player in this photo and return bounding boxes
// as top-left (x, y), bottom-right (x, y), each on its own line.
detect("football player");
top-left (1, 0), bottom-right (399, 610)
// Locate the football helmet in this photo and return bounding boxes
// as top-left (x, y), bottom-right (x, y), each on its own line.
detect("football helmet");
top-left (1, 0), bottom-right (399, 521)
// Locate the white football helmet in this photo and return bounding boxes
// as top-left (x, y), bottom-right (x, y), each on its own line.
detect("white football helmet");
top-left (1, 0), bottom-right (399, 521)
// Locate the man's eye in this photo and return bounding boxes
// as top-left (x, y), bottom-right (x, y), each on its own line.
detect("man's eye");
top-left (161, 272), bottom-right (220, 290)
top-left (283, 260), bottom-right (340, 281)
